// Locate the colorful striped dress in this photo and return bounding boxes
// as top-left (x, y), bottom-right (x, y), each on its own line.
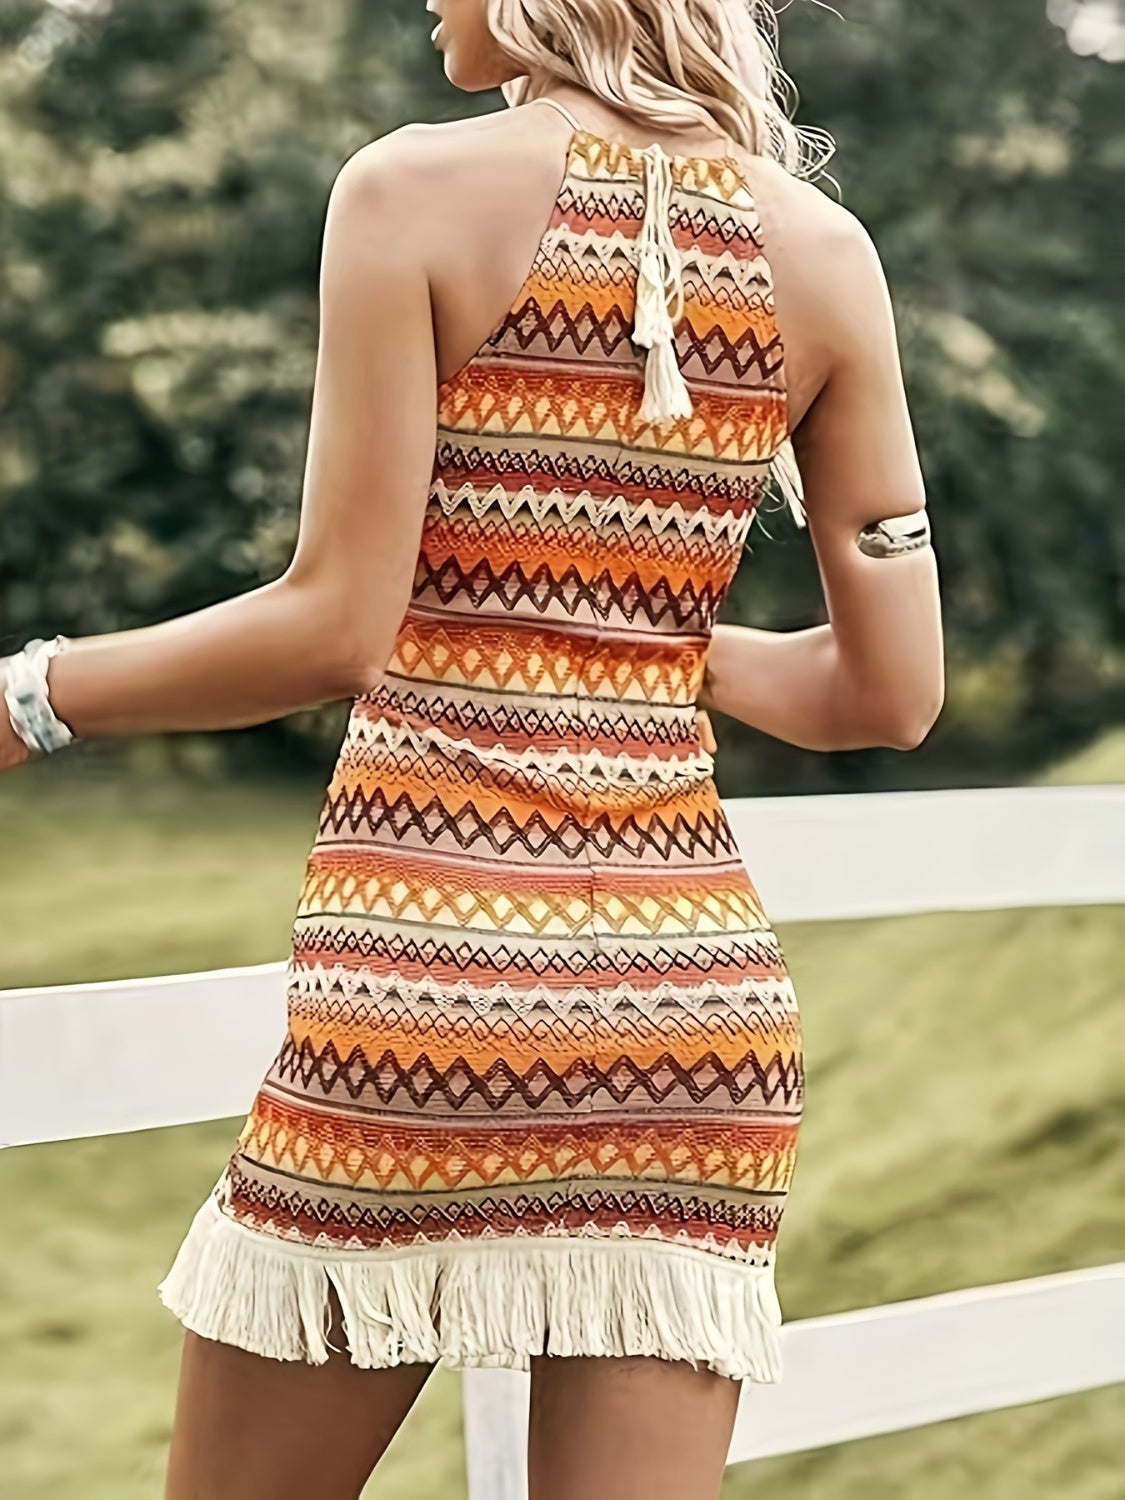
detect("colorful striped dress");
top-left (159, 98), bottom-right (806, 1384)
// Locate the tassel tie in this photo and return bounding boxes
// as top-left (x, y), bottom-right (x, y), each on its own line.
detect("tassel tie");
top-left (633, 143), bottom-right (693, 426)
top-left (632, 139), bottom-right (807, 529)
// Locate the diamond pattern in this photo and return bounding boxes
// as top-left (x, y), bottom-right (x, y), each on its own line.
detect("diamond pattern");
top-left (192, 126), bottom-right (804, 1283)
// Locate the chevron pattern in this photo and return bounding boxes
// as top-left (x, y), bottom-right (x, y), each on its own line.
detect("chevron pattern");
top-left (185, 127), bottom-right (804, 1330)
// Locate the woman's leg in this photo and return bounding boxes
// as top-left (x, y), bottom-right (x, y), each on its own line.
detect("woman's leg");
top-left (527, 1354), bottom-right (742, 1500)
top-left (164, 1285), bottom-right (434, 1500)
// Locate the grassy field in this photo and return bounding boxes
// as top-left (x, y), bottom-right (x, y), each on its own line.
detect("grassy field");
top-left (0, 739), bottom-right (1121, 1498)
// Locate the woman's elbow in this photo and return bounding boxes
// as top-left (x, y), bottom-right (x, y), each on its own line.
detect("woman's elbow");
top-left (322, 636), bottom-right (390, 700)
top-left (875, 687), bottom-right (945, 751)
top-left (279, 577), bottom-right (392, 702)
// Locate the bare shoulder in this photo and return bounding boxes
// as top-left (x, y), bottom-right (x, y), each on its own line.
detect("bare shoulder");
top-left (315, 120), bottom-right (478, 292)
top-left (321, 107), bottom-right (576, 324)
top-left (312, 124), bottom-right (461, 316)
top-left (327, 109), bottom-right (555, 232)
top-left (737, 153), bottom-right (896, 389)
top-left (744, 155), bottom-right (886, 289)
top-left (325, 124), bottom-right (441, 238)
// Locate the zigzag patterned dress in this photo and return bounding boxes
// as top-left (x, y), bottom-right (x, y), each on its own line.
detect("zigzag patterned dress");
top-left (160, 103), bottom-right (805, 1384)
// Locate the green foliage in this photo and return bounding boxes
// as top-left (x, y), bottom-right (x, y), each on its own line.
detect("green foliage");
top-left (727, 0), bottom-right (1124, 792)
top-left (0, 1), bottom-right (1120, 784)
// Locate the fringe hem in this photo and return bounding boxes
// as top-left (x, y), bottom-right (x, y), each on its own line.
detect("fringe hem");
top-left (157, 1191), bottom-right (785, 1383)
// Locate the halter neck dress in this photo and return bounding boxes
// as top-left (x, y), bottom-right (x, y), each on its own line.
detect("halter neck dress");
top-left (159, 95), bottom-right (806, 1384)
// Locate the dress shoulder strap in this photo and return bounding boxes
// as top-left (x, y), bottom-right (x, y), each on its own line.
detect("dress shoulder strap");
top-left (529, 96), bottom-right (585, 133)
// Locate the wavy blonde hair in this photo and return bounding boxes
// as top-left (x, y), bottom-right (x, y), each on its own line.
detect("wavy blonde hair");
top-left (494, 0), bottom-right (835, 180)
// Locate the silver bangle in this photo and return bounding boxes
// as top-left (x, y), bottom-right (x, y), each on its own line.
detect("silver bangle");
top-left (3, 635), bottom-right (77, 755)
top-left (856, 511), bottom-right (932, 559)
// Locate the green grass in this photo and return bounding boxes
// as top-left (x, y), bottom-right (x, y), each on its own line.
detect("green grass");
top-left (1033, 725), bottom-right (1125, 786)
top-left (0, 739), bottom-right (1121, 1498)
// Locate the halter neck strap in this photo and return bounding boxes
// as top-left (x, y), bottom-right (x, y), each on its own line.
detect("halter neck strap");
top-left (528, 96), bottom-right (585, 133)
top-left (528, 95), bottom-right (736, 160)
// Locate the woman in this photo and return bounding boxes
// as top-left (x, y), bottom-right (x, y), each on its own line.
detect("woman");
top-left (1, 2), bottom-right (943, 1496)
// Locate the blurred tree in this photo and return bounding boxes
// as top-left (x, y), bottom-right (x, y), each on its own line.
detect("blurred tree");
top-left (0, 0), bottom-right (1120, 787)
top-left (0, 0), bottom-right (449, 766)
top-left (725, 0), bottom-right (1124, 789)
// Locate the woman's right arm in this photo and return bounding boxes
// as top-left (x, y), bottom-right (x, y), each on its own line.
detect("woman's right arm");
top-left (0, 128), bottom-right (438, 766)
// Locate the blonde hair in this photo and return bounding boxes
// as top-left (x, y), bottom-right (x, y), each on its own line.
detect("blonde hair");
top-left (494, 0), bottom-right (835, 180)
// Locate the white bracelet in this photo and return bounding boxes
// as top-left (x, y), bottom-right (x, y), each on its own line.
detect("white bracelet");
top-left (3, 635), bottom-right (77, 755)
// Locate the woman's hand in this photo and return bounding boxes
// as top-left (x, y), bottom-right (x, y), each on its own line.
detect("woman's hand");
top-left (697, 656), bottom-right (716, 714)
top-left (695, 707), bottom-right (717, 754)
top-left (0, 660), bottom-right (35, 773)
top-left (695, 658), bottom-right (718, 754)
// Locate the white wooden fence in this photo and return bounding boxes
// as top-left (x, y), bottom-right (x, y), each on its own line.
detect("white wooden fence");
top-left (2, 785), bottom-right (1123, 1492)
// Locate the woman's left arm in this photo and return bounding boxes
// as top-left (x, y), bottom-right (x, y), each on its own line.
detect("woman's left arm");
top-left (0, 130), bottom-right (437, 769)
top-left (702, 204), bottom-right (944, 754)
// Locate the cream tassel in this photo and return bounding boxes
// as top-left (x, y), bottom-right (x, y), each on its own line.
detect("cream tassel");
top-left (157, 1191), bottom-right (785, 1383)
top-left (769, 433), bottom-right (807, 528)
top-left (633, 143), bottom-right (693, 425)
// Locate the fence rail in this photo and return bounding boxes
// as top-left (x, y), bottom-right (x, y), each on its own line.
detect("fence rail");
top-left (2, 785), bottom-right (1122, 1492)
top-left (463, 1263), bottom-right (1125, 1497)
top-left (3, 785), bottom-right (1122, 1149)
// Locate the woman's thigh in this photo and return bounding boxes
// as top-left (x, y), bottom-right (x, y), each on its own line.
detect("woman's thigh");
top-left (527, 1354), bottom-right (741, 1500)
top-left (164, 1287), bottom-right (434, 1500)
